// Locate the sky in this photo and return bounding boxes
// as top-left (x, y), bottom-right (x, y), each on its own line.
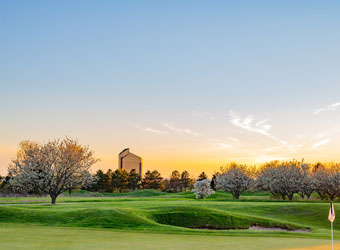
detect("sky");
top-left (1, 1), bottom-right (340, 178)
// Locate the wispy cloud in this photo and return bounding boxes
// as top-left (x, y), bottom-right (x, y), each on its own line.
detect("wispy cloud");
top-left (230, 111), bottom-right (271, 136)
top-left (229, 110), bottom-right (293, 150)
top-left (311, 139), bottom-right (330, 150)
top-left (144, 127), bottom-right (168, 134)
top-left (130, 124), bottom-right (168, 134)
top-left (314, 102), bottom-right (340, 114)
top-left (218, 143), bottom-right (233, 149)
top-left (161, 122), bottom-right (200, 136)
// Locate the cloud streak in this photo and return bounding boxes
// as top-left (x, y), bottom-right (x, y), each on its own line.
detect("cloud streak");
top-left (130, 124), bottom-right (168, 134)
top-left (311, 139), bottom-right (330, 150)
top-left (161, 122), bottom-right (200, 136)
top-left (218, 143), bottom-right (233, 149)
top-left (314, 102), bottom-right (340, 114)
top-left (229, 110), bottom-right (293, 150)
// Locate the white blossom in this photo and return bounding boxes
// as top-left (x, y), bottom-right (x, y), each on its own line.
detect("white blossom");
top-left (8, 138), bottom-right (99, 204)
top-left (215, 163), bottom-right (253, 199)
top-left (192, 179), bottom-right (215, 199)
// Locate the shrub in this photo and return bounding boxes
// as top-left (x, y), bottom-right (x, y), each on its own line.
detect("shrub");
top-left (192, 179), bottom-right (215, 199)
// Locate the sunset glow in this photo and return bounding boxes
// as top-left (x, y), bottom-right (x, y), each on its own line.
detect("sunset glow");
top-left (1, 1), bottom-right (340, 178)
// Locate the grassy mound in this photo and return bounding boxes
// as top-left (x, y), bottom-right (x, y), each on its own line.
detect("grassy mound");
top-left (0, 204), bottom-right (305, 232)
top-left (0, 206), bottom-right (157, 229)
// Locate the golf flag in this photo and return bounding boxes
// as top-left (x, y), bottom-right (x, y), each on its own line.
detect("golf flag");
top-left (329, 202), bottom-right (335, 222)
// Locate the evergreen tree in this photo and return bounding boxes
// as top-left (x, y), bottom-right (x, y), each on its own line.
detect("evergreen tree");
top-left (142, 170), bottom-right (163, 189)
top-left (105, 169), bottom-right (114, 192)
top-left (170, 170), bottom-right (181, 192)
top-left (111, 169), bottom-right (129, 193)
top-left (198, 171), bottom-right (208, 181)
top-left (210, 174), bottom-right (217, 191)
top-left (128, 169), bottom-right (141, 191)
top-left (91, 169), bottom-right (109, 192)
top-left (180, 170), bottom-right (191, 191)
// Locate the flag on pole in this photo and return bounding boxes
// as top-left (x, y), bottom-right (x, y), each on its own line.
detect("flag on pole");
top-left (329, 202), bottom-right (335, 222)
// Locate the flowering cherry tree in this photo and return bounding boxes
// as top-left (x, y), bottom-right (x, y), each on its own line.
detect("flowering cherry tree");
top-left (8, 138), bottom-right (99, 204)
top-left (215, 163), bottom-right (253, 199)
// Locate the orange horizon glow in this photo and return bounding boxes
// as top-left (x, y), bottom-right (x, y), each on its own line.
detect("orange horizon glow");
top-left (2, 137), bottom-right (340, 179)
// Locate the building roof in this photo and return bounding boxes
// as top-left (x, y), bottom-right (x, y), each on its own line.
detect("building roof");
top-left (119, 148), bottom-right (130, 155)
top-left (119, 148), bottom-right (141, 159)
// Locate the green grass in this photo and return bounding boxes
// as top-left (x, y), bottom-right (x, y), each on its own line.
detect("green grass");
top-left (0, 190), bottom-right (328, 204)
top-left (0, 190), bottom-right (339, 249)
top-left (0, 224), bottom-right (335, 250)
top-left (0, 223), bottom-right (337, 250)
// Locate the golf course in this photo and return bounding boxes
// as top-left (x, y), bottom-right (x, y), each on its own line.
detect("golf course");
top-left (0, 190), bottom-right (338, 249)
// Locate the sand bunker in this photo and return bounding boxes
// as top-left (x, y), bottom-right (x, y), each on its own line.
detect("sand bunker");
top-left (249, 226), bottom-right (311, 233)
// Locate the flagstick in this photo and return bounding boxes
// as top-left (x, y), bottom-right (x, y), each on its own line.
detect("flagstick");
top-left (331, 221), bottom-right (334, 250)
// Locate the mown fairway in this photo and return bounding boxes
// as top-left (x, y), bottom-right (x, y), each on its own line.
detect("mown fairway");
top-left (0, 190), bottom-right (339, 249)
top-left (0, 224), bottom-right (337, 250)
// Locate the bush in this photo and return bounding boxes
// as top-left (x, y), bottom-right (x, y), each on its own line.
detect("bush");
top-left (192, 179), bottom-right (215, 199)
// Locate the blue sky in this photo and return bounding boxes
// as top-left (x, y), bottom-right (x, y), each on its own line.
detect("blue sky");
top-left (1, 1), bottom-right (340, 177)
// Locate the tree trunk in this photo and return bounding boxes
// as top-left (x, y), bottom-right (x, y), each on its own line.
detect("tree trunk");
top-left (51, 194), bottom-right (57, 204)
top-left (68, 188), bottom-right (72, 197)
top-left (317, 191), bottom-right (325, 200)
top-left (288, 194), bottom-right (294, 201)
top-left (281, 194), bottom-right (286, 200)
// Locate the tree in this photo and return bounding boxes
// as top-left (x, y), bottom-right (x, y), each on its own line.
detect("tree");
top-left (0, 175), bottom-right (11, 194)
top-left (105, 169), bottom-right (114, 192)
top-left (198, 172), bottom-right (208, 181)
top-left (311, 162), bottom-right (329, 199)
top-left (180, 170), bottom-right (191, 191)
top-left (66, 169), bottom-right (94, 196)
top-left (8, 138), bottom-right (99, 204)
top-left (256, 161), bottom-right (304, 200)
top-left (111, 169), bottom-right (129, 193)
top-left (170, 170), bottom-right (181, 192)
top-left (192, 179), bottom-right (215, 199)
top-left (298, 164), bottom-right (314, 199)
top-left (313, 164), bottom-right (340, 201)
top-left (255, 162), bottom-right (283, 198)
top-left (215, 163), bottom-right (253, 199)
top-left (210, 174), bottom-right (217, 191)
top-left (0, 176), bottom-right (10, 189)
top-left (90, 169), bottom-right (109, 193)
top-left (142, 170), bottom-right (163, 189)
top-left (161, 179), bottom-right (171, 192)
top-left (128, 169), bottom-right (141, 191)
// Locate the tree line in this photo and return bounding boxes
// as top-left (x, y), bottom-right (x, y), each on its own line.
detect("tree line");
top-left (4, 137), bottom-right (340, 204)
top-left (87, 169), bottom-right (209, 193)
top-left (211, 161), bottom-right (340, 201)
